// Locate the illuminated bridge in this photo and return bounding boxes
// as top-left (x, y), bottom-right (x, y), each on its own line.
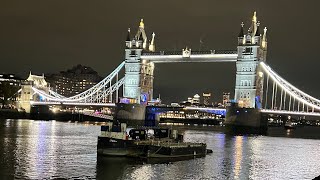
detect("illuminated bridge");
top-left (17, 12), bottom-right (320, 121)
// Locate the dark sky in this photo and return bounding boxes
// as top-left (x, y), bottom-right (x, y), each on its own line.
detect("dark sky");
top-left (1, 1), bottom-right (320, 103)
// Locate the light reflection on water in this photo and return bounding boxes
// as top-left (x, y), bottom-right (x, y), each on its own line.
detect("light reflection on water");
top-left (0, 119), bottom-right (319, 179)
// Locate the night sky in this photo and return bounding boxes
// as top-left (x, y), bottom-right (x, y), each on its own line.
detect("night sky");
top-left (1, 1), bottom-right (320, 103)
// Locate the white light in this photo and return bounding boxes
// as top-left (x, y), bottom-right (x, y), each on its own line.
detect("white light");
top-left (260, 62), bottom-right (320, 110)
top-left (261, 109), bottom-right (320, 117)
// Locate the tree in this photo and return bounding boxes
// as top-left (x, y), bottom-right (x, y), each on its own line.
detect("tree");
top-left (0, 82), bottom-right (20, 108)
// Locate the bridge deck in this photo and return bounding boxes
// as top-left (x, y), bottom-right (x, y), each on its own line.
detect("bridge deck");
top-left (30, 101), bottom-right (116, 107)
top-left (141, 54), bottom-right (237, 63)
top-left (260, 109), bottom-right (320, 117)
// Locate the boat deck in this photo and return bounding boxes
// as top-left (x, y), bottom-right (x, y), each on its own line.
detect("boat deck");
top-left (134, 140), bottom-right (206, 148)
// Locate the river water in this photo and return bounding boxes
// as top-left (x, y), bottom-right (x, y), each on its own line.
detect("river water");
top-left (0, 119), bottom-right (319, 179)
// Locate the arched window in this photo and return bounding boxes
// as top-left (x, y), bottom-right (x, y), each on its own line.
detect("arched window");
top-left (244, 80), bottom-right (248, 86)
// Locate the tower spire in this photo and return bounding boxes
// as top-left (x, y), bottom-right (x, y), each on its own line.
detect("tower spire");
top-left (255, 21), bottom-right (261, 36)
top-left (262, 27), bottom-right (268, 49)
top-left (139, 19), bottom-right (144, 28)
top-left (126, 28), bottom-right (131, 41)
top-left (149, 32), bottom-right (155, 52)
top-left (136, 19), bottom-right (147, 49)
top-left (250, 11), bottom-right (258, 37)
top-left (238, 22), bottom-right (245, 37)
top-left (125, 28), bottom-right (132, 48)
top-left (253, 11), bottom-right (257, 23)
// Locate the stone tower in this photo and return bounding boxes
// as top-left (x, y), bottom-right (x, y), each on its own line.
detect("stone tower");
top-left (123, 19), bottom-right (155, 104)
top-left (234, 12), bottom-right (268, 109)
top-left (18, 73), bottom-right (49, 113)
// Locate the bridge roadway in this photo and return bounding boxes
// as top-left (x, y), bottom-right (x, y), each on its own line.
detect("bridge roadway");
top-left (141, 50), bottom-right (237, 63)
top-left (30, 101), bottom-right (320, 118)
top-left (260, 109), bottom-right (320, 117)
top-left (30, 101), bottom-right (116, 107)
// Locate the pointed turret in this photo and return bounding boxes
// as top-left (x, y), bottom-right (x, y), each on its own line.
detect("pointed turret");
top-left (135, 19), bottom-right (147, 49)
top-left (125, 28), bottom-right (131, 48)
top-left (149, 32), bottom-right (155, 52)
top-left (238, 22), bottom-right (245, 45)
top-left (261, 27), bottom-right (268, 49)
top-left (126, 28), bottom-right (131, 41)
top-left (238, 22), bottom-right (245, 37)
top-left (139, 19), bottom-right (144, 28)
top-left (250, 11), bottom-right (258, 37)
top-left (255, 21), bottom-right (261, 36)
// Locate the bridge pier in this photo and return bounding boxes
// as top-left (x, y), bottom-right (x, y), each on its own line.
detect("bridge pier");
top-left (225, 106), bottom-right (268, 134)
top-left (225, 103), bottom-right (268, 134)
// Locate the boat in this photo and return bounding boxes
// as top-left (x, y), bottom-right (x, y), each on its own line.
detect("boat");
top-left (97, 121), bottom-right (211, 160)
top-left (284, 116), bottom-right (296, 129)
top-left (284, 121), bottom-right (296, 129)
top-left (97, 122), bottom-right (145, 157)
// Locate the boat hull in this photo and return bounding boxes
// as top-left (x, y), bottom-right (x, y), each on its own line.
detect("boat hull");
top-left (145, 144), bottom-right (207, 159)
top-left (97, 136), bottom-right (144, 157)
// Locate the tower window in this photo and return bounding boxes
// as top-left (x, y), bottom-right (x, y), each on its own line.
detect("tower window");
top-left (243, 47), bottom-right (253, 54)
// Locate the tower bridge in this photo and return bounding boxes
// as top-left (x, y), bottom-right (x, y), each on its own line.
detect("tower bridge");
top-left (16, 12), bottom-right (320, 130)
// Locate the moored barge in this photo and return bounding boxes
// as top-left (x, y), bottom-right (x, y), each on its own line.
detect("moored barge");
top-left (97, 122), bottom-right (211, 160)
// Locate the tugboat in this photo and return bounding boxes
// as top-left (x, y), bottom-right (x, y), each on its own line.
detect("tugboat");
top-left (97, 121), bottom-right (211, 160)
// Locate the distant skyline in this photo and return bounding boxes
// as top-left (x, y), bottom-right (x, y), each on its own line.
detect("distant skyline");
top-left (1, 1), bottom-right (320, 103)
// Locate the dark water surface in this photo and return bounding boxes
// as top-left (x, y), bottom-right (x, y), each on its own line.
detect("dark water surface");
top-left (0, 119), bottom-right (319, 179)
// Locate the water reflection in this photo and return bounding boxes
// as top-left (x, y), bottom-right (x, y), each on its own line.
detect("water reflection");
top-left (233, 136), bottom-right (243, 179)
top-left (0, 120), bottom-right (99, 179)
top-left (0, 120), bottom-right (320, 179)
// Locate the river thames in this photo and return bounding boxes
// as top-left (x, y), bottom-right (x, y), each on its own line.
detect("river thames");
top-left (0, 119), bottom-right (319, 179)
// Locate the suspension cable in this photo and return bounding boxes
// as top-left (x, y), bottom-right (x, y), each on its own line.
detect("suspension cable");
top-left (264, 74), bottom-right (269, 109)
top-left (271, 81), bottom-right (275, 109)
top-left (280, 88), bottom-right (283, 110)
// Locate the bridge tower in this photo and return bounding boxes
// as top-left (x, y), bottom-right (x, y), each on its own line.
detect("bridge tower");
top-left (226, 12), bottom-right (268, 133)
top-left (234, 12), bottom-right (268, 108)
top-left (123, 19), bottom-right (155, 104)
top-left (18, 72), bottom-right (49, 113)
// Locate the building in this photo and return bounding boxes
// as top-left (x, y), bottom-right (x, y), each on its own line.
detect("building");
top-left (192, 94), bottom-right (200, 105)
top-left (18, 73), bottom-right (49, 112)
top-left (46, 65), bottom-right (102, 97)
top-left (203, 93), bottom-right (211, 106)
top-left (0, 73), bottom-right (23, 88)
top-left (223, 92), bottom-right (230, 107)
top-left (0, 74), bottom-right (24, 104)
